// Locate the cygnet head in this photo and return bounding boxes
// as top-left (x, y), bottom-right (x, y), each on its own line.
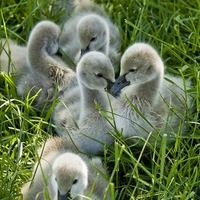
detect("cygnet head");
top-left (111, 42), bottom-right (164, 96)
top-left (28, 20), bottom-right (61, 57)
top-left (52, 152), bottom-right (88, 199)
top-left (77, 51), bottom-right (115, 91)
top-left (77, 14), bottom-right (109, 56)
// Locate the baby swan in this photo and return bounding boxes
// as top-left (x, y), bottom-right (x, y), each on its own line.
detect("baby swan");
top-left (27, 20), bottom-right (77, 92)
top-left (17, 20), bottom-right (76, 106)
top-left (59, 0), bottom-right (121, 72)
top-left (22, 137), bottom-right (111, 199)
top-left (54, 51), bottom-right (115, 155)
top-left (111, 42), bottom-right (191, 144)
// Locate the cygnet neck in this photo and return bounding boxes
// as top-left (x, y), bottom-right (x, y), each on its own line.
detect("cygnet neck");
top-left (125, 69), bottom-right (163, 105)
top-left (79, 84), bottom-right (108, 120)
top-left (98, 44), bottom-right (109, 56)
top-left (28, 40), bottom-right (58, 76)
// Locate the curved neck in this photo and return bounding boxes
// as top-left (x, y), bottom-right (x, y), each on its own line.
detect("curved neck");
top-left (99, 42), bottom-right (109, 55)
top-left (79, 84), bottom-right (108, 120)
top-left (124, 72), bottom-right (163, 105)
top-left (28, 42), bottom-right (57, 77)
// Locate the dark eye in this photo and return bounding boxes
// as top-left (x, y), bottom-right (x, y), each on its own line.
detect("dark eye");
top-left (55, 178), bottom-right (57, 182)
top-left (73, 179), bottom-right (78, 184)
top-left (96, 73), bottom-right (103, 78)
top-left (129, 69), bottom-right (136, 72)
top-left (91, 37), bottom-right (96, 42)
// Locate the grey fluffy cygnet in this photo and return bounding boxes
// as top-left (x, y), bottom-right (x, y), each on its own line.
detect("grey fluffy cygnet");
top-left (17, 20), bottom-right (77, 106)
top-left (110, 42), bottom-right (192, 144)
top-left (22, 137), bottom-right (111, 200)
top-left (59, 0), bottom-right (121, 73)
top-left (53, 51), bottom-right (115, 155)
top-left (1, 21), bottom-right (77, 107)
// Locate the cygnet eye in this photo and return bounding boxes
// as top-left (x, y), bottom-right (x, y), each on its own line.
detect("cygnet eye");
top-left (129, 69), bottom-right (136, 72)
top-left (96, 73), bottom-right (103, 78)
top-left (73, 179), bottom-right (78, 184)
top-left (55, 177), bottom-right (57, 182)
top-left (91, 37), bottom-right (96, 42)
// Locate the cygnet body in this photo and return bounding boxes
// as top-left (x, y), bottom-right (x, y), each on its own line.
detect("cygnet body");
top-left (17, 20), bottom-right (77, 106)
top-left (110, 42), bottom-right (191, 144)
top-left (22, 137), bottom-right (111, 199)
top-left (59, 0), bottom-right (121, 72)
top-left (0, 39), bottom-right (27, 81)
top-left (53, 51), bottom-right (115, 154)
top-left (1, 21), bottom-right (77, 107)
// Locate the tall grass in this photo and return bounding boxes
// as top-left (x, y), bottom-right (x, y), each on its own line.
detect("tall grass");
top-left (0, 0), bottom-right (200, 199)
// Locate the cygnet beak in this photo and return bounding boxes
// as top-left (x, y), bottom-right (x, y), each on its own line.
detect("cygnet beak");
top-left (110, 74), bottom-right (130, 97)
top-left (81, 46), bottom-right (90, 57)
top-left (55, 47), bottom-right (63, 57)
top-left (58, 189), bottom-right (71, 200)
top-left (104, 79), bottom-right (114, 93)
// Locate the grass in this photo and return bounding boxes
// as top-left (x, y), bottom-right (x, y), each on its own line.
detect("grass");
top-left (0, 0), bottom-right (200, 199)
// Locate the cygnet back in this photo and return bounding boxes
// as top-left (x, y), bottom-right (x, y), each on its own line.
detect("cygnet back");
top-left (0, 39), bottom-right (27, 82)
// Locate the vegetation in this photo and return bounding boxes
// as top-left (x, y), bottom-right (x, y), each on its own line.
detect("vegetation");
top-left (0, 0), bottom-right (199, 199)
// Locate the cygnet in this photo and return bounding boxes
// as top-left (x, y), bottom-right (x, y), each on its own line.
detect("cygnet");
top-left (110, 42), bottom-right (192, 144)
top-left (17, 20), bottom-right (77, 106)
top-left (59, 0), bottom-right (121, 72)
top-left (22, 137), bottom-right (111, 199)
top-left (53, 51), bottom-right (115, 155)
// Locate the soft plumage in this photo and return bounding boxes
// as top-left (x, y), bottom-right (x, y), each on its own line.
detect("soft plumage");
top-left (52, 0), bottom-right (91, 23)
top-left (0, 39), bottom-right (51, 105)
top-left (59, 0), bottom-right (121, 72)
top-left (110, 42), bottom-right (192, 144)
top-left (22, 137), bottom-right (111, 199)
top-left (17, 20), bottom-right (77, 105)
top-left (27, 20), bottom-right (75, 88)
top-left (1, 21), bottom-right (77, 107)
top-left (0, 39), bottom-right (27, 81)
top-left (53, 51), bottom-right (115, 155)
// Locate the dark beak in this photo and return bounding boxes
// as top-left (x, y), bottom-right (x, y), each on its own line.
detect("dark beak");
top-left (58, 189), bottom-right (71, 200)
top-left (81, 46), bottom-right (90, 57)
top-left (110, 74), bottom-right (130, 97)
top-left (55, 48), bottom-right (63, 57)
top-left (104, 79), bottom-right (114, 93)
